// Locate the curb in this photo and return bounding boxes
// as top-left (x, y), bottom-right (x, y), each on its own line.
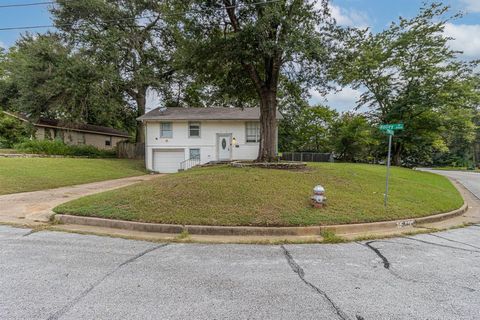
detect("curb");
top-left (54, 202), bottom-right (468, 237)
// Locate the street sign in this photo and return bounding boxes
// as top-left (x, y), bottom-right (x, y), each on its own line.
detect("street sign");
top-left (380, 123), bottom-right (404, 131)
top-left (379, 124), bottom-right (404, 208)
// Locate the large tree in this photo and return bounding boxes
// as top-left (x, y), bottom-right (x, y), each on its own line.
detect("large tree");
top-left (333, 3), bottom-right (479, 165)
top-left (52, 0), bottom-right (176, 142)
top-left (168, 0), bottom-right (335, 161)
top-left (0, 33), bottom-right (131, 130)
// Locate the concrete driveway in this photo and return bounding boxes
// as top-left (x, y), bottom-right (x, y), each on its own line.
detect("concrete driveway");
top-left (0, 175), bottom-right (158, 225)
top-left (1, 169), bottom-right (479, 319)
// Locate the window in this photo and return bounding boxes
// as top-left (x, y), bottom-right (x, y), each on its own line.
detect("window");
top-left (189, 148), bottom-right (200, 160)
top-left (160, 122), bottom-right (173, 138)
top-left (189, 122), bottom-right (201, 138)
top-left (246, 122), bottom-right (260, 143)
top-left (77, 133), bottom-right (86, 145)
top-left (105, 137), bottom-right (112, 146)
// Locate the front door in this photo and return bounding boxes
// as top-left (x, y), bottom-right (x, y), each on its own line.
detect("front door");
top-left (217, 134), bottom-right (231, 161)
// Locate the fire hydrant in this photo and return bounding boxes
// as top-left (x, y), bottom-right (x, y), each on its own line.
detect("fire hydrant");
top-left (311, 185), bottom-right (326, 208)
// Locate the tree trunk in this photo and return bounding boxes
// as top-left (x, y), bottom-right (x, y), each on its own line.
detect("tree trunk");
top-left (257, 90), bottom-right (278, 162)
top-left (135, 90), bottom-right (146, 143)
top-left (392, 143), bottom-right (402, 166)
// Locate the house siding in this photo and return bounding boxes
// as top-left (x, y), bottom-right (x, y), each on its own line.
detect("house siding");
top-left (145, 120), bottom-right (260, 171)
top-left (33, 126), bottom-right (127, 150)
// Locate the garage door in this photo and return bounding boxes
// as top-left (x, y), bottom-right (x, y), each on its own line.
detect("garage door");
top-left (153, 149), bottom-right (185, 173)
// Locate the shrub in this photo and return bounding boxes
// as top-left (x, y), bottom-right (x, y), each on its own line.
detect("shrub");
top-left (14, 139), bottom-right (116, 158)
top-left (0, 113), bottom-right (32, 148)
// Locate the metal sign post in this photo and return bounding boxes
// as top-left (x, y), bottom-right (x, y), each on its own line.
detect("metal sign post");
top-left (384, 131), bottom-right (393, 207)
top-left (379, 124), bottom-right (404, 208)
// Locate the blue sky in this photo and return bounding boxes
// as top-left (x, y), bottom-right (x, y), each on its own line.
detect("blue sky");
top-left (0, 0), bottom-right (479, 111)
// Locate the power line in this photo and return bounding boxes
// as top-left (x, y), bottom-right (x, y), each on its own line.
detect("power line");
top-left (0, 0), bottom-right (283, 32)
top-left (0, 1), bottom-right (54, 8)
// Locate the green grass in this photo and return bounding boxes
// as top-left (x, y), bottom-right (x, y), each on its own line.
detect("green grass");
top-left (0, 158), bottom-right (146, 195)
top-left (54, 163), bottom-right (463, 227)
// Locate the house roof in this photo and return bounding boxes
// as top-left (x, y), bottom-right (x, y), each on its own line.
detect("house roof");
top-left (137, 107), bottom-right (283, 121)
top-left (2, 111), bottom-right (130, 138)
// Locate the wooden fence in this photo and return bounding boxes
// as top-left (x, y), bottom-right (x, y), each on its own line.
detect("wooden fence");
top-left (117, 141), bottom-right (145, 159)
top-left (281, 152), bottom-right (333, 163)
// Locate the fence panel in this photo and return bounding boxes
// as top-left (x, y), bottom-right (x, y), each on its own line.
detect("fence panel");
top-left (117, 141), bottom-right (145, 159)
top-left (281, 152), bottom-right (333, 163)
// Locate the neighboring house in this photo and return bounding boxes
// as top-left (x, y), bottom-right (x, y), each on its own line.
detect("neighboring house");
top-left (137, 107), bottom-right (283, 173)
top-left (2, 111), bottom-right (130, 150)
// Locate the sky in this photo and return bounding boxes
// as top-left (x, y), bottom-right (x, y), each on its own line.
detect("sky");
top-left (0, 0), bottom-right (479, 112)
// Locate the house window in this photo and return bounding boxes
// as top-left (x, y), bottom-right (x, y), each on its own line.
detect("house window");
top-left (77, 133), bottom-right (86, 145)
top-left (160, 122), bottom-right (173, 138)
top-left (246, 122), bottom-right (260, 143)
top-left (189, 148), bottom-right (200, 160)
top-left (189, 122), bottom-right (201, 138)
top-left (105, 137), bottom-right (112, 146)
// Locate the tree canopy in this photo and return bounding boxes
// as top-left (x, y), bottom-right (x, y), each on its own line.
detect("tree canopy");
top-left (333, 3), bottom-right (479, 165)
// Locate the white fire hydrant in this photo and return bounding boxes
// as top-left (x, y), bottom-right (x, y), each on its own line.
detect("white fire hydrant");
top-left (311, 185), bottom-right (326, 208)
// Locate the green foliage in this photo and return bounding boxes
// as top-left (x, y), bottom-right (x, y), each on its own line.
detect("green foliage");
top-left (279, 105), bottom-right (337, 152)
top-left (330, 113), bottom-right (378, 162)
top-left (0, 33), bottom-right (133, 132)
top-left (333, 3), bottom-right (480, 165)
top-left (14, 140), bottom-right (116, 158)
top-left (0, 112), bottom-right (32, 148)
top-left (52, 1), bottom-right (176, 142)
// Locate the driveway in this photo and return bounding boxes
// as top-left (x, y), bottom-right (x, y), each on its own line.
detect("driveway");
top-left (0, 175), bottom-right (158, 225)
top-left (421, 169), bottom-right (480, 198)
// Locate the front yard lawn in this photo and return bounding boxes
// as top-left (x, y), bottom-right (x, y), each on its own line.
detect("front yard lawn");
top-left (0, 158), bottom-right (146, 195)
top-left (54, 163), bottom-right (463, 226)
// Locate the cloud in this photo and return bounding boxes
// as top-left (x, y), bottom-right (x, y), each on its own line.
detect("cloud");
top-left (310, 87), bottom-right (363, 112)
top-left (0, 41), bottom-right (5, 49)
top-left (444, 23), bottom-right (480, 59)
top-left (329, 4), bottom-right (370, 29)
top-left (311, 1), bottom-right (370, 29)
top-left (462, 0), bottom-right (480, 13)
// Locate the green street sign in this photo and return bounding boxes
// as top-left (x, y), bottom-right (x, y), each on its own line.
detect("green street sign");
top-left (380, 123), bottom-right (404, 131)
top-left (385, 129), bottom-right (394, 136)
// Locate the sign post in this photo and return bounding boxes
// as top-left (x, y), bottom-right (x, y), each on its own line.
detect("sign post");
top-left (379, 123), bottom-right (404, 208)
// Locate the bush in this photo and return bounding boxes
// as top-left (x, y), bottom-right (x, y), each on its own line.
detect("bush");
top-left (0, 113), bottom-right (32, 148)
top-left (14, 140), bottom-right (116, 158)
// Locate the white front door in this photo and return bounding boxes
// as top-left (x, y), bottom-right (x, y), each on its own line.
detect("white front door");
top-left (217, 134), bottom-right (231, 161)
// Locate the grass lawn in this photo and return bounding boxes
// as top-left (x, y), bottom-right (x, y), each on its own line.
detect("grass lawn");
top-left (0, 158), bottom-right (146, 195)
top-left (54, 163), bottom-right (463, 227)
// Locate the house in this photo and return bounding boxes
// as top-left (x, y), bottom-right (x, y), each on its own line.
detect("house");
top-left (137, 107), bottom-right (283, 173)
top-left (2, 111), bottom-right (130, 150)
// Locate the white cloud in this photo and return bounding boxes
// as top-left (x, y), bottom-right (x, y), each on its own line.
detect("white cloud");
top-left (310, 87), bottom-right (363, 112)
top-left (444, 23), bottom-right (480, 59)
top-left (311, 1), bottom-right (370, 29)
top-left (0, 41), bottom-right (5, 49)
top-left (329, 4), bottom-right (370, 29)
top-left (462, 0), bottom-right (480, 13)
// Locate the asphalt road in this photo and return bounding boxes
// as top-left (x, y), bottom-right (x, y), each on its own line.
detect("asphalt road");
top-left (1, 170), bottom-right (480, 320)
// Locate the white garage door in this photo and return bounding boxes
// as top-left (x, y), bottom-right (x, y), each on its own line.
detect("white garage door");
top-left (153, 149), bottom-right (185, 173)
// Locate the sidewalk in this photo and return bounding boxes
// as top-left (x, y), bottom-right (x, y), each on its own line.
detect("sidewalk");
top-left (0, 174), bottom-right (159, 226)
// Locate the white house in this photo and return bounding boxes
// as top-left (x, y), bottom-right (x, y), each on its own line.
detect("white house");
top-left (137, 107), bottom-right (282, 173)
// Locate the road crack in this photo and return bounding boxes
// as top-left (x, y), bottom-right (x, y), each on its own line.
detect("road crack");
top-left (280, 245), bottom-right (349, 320)
top-left (362, 241), bottom-right (390, 269)
top-left (427, 234), bottom-right (480, 250)
top-left (403, 237), bottom-right (480, 253)
top-left (47, 243), bottom-right (169, 320)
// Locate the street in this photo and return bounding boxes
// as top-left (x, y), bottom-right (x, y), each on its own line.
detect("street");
top-left (1, 170), bottom-right (480, 320)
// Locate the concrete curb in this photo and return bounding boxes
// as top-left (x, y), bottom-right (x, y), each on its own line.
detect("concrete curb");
top-left (54, 202), bottom-right (468, 236)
